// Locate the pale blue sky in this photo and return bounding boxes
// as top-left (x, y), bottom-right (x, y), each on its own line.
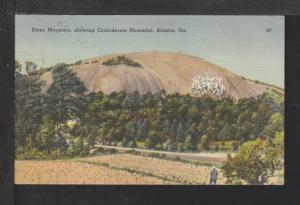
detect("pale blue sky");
top-left (15, 15), bottom-right (284, 87)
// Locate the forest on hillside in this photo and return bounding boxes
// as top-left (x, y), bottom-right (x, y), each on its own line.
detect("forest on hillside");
top-left (15, 61), bottom-right (284, 159)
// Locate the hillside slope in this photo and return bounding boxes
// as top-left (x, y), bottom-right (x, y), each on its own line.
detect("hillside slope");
top-left (41, 51), bottom-right (281, 100)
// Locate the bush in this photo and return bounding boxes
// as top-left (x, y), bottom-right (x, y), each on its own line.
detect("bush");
top-left (102, 55), bottom-right (142, 67)
top-left (163, 139), bottom-right (177, 151)
top-left (100, 162), bottom-right (109, 167)
top-left (175, 156), bottom-right (181, 161)
top-left (125, 149), bottom-right (140, 155)
top-left (128, 141), bottom-right (137, 148)
top-left (17, 148), bottom-right (47, 160)
top-left (74, 60), bottom-right (82, 65)
top-left (50, 150), bottom-right (60, 159)
top-left (177, 144), bottom-right (184, 152)
top-left (145, 138), bottom-right (156, 149)
top-left (184, 135), bottom-right (198, 152)
top-left (95, 147), bottom-right (105, 153)
top-left (80, 148), bottom-right (90, 156)
top-left (147, 153), bottom-right (160, 158)
top-left (160, 153), bottom-right (167, 158)
top-left (222, 138), bottom-right (282, 185)
top-left (106, 148), bottom-right (117, 154)
top-left (121, 138), bottom-right (129, 147)
top-left (155, 143), bottom-right (163, 150)
top-left (231, 142), bottom-right (239, 151)
top-left (67, 137), bottom-right (89, 157)
top-left (201, 135), bottom-right (210, 151)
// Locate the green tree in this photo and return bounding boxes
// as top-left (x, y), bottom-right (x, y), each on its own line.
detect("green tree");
top-left (15, 60), bottom-right (22, 73)
top-left (201, 135), bottom-right (210, 151)
top-left (68, 137), bottom-right (88, 156)
top-left (270, 131), bottom-right (284, 169)
top-left (82, 92), bottom-right (104, 142)
top-left (25, 61), bottom-right (37, 75)
top-left (137, 120), bottom-right (149, 139)
top-left (124, 121), bottom-right (137, 142)
top-left (122, 91), bottom-right (140, 111)
top-left (46, 64), bottom-right (87, 137)
top-left (184, 135), bottom-right (194, 151)
top-left (187, 105), bottom-right (199, 121)
top-left (38, 116), bottom-right (56, 155)
top-left (163, 139), bottom-right (176, 151)
top-left (218, 124), bottom-right (232, 140)
top-left (15, 61), bottom-right (45, 151)
top-left (263, 113), bottom-right (284, 139)
top-left (169, 121), bottom-right (177, 139)
top-left (222, 138), bottom-right (281, 185)
top-left (145, 130), bottom-right (163, 149)
top-left (53, 133), bottom-right (69, 157)
top-left (176, 122), bottom-right (184, 142)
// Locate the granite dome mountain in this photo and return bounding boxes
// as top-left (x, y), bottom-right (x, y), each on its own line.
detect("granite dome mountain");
top-left (40, 51), bottom-right (281, 100)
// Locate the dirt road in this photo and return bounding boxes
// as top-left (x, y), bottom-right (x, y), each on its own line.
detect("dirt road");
top-left (93, 144), bottom-right (232, 163)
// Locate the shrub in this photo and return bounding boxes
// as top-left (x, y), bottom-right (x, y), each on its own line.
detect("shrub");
top-left (106, 148), bottom-right (117, 154)
top-left (50, 150), bottom-right (60, 159)
top-left (145, 138), bottom-right (156, 149)
top-left (128, 141), bottom-right (137, 148)
top-left (160, 153), bottom-right (167, 158)
top-left (155, 143), bottom-right (163, 150)
top-left (177, 144), bottom-right (185, 152)
top-left (163, 139), bottom-right (176, 151)
top-left (121, 139), bottom-right (129, 147)
top-left (184, 135), bottom-right (196, 151)
top-left (96, 147), bottom-right (105, 153)
top-left (100, 162), bottom-right (109, 167)
top-left (201, 135), bottom-right (210, 151)
top-left (102, 55), bottom-right (142, 67)
top-left (125, 149), bottom-right (140, 155)
top-left (67, 137), bottom-right (89, 157)
top-left (222, 138), bottom-right (282, 185)
top-left (147, 153), bottom-right (160, 158)
top-left (74, 60), bottom-right (82, 65)
top-left (175, 156), bottom-right (181, 161)
top-left (17, 148), bottom-right (47, 160)
top-left (231, 142), bottom-right (239, 151)
top-left (79, 147), bottom-right (89, 156)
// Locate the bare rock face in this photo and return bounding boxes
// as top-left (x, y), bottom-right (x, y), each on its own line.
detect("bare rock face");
top-left (40, 51), bottom-right (277, 100)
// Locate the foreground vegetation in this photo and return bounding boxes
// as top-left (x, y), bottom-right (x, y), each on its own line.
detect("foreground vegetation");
top-left (15, 158), bottom-right (172, 184)
top-left (15, 151), bottom-right (283, 185)
top-left (102, 55), bottom-right (142, 67)
top-left (15, 61), bottom-right (284, 184)
top-left (15, 152), bottom-right (225, 184)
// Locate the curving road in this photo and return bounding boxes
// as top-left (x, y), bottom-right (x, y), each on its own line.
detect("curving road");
top-left (93, 144), bottom-right (233, 164)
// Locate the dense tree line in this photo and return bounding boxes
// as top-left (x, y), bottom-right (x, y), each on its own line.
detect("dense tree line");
top-left (15, 61), bottom-right (284, 158)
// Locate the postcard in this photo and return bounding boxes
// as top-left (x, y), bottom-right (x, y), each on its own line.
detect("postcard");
top-left (15, 15), bottom-right (284, 185)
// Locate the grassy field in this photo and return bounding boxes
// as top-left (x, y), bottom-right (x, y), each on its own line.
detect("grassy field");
top-left (15, 158), bottom-right (172, 184)
top-left (15, 153), bottom-right (225, 185)
top-left (15, 153), bottom-right (283, 185)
